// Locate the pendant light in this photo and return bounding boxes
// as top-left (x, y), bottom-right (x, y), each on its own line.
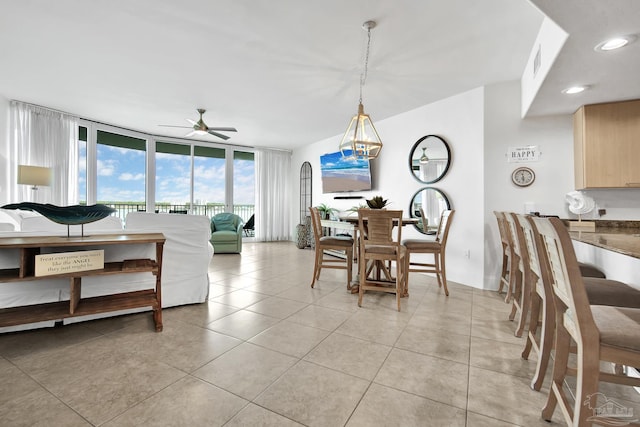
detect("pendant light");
top-left (419, 147), bottom-right (429, 164)
top-left (339, 20), bottom-right (383, 160)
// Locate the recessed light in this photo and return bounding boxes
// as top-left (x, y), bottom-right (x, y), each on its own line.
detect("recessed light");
top-left (562, 86), bottom-right (589, 95)
top-left (595, 35), bottom-right (637, 51)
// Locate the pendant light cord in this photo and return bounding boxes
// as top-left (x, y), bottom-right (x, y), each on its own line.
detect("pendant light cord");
top-left (359, 27), bottom-right (372, 104)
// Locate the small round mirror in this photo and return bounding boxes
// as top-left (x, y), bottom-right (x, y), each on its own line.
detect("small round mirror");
top-left (409, 187), bottom-right (451, 234)
top-left (409, 135), bottom-right (451, 183)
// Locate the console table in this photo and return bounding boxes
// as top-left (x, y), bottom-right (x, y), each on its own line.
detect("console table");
top-left (0, 233), bottom-right (165, 331)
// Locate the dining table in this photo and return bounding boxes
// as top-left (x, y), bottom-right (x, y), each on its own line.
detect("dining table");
top-left (321, 215), bottom-right (421, 293)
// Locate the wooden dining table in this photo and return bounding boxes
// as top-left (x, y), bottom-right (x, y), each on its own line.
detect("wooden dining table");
top-left (321, 215), bottom-right (421, 293)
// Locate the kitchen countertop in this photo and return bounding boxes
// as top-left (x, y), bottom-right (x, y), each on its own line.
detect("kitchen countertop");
top-left (566, 220), bottom-right (640, 260)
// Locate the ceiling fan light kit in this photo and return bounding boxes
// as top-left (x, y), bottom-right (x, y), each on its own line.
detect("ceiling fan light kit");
top-left (339, 20), bottom-right (383, 160)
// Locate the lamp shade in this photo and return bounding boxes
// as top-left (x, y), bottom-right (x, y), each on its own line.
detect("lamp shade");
top-left (339, 103), bottom-right (383, 160)
top-left (17, 165), bottom-right (52, 187)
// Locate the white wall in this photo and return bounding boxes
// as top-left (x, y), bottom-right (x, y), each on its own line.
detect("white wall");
top-left (0, 95), bottom-right (9, 205)
top-left (292, 87), bottom-right (487, 288)
top-left (484, 80), bottom-right (575, 288)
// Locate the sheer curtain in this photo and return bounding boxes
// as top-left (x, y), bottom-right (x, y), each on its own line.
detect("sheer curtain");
top-left (255, 148), bottom-right (291, 241)
top-left (8, 101), bottom-right (79, 205)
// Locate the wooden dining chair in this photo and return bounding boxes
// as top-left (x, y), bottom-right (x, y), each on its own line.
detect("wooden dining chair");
top-left (504, 212), bottom-right (529, 337)
top-left (357, 208), bottom-right (406, 311)
top-left (532, 217), bottom-right (640, 427)
top-left (493, 211), bottom-right (513, 297)
top-left (521, 214), bottom-right (640, 392)
top-left (402, 209), bottom-right (455, 296)
top-left (309, 207), bottom-right (354, 290)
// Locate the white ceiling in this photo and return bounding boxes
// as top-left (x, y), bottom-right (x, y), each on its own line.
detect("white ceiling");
top-left (0, 1), bottom-right (637, 150)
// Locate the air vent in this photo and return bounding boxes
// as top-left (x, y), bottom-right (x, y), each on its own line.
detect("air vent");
top-left (533, 44), bottom-right (541, 77)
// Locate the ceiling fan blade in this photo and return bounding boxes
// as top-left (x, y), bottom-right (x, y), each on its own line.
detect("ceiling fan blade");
top-left (185, 130), bottom-right (198, 138)
top-left (186, 119), bottom-right (197, 126)
top-left (207, 130), bottom-right (231, 140)
top-left (158, 125), bottom-right (192, 129)
top-left (207, 127), bottom-right (237, 132)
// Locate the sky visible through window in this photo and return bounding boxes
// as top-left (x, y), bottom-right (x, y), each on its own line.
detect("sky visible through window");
top-left (78, 142), bottom-right (254, 205)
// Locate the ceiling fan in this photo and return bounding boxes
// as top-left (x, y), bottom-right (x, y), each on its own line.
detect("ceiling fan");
top-left (159, 108), bottom-right (237, 140)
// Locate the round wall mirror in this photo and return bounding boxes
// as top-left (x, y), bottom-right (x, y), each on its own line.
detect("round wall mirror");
top-left (408, 135), bottom-right (451, 183)
top-left (409, 187), bottom-right (451, 234)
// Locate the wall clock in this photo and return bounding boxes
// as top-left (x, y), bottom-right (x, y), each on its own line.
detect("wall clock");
top-left (511, 166), bottom-right (535, 187)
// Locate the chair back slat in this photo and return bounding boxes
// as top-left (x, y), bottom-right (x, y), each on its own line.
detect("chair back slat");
top-left (494, 211), bottom-right (510, 247)
top-left (309, 207), bottom-right (322, 242)
top-left (516, 214), bottom-right (541, 289)
top-left (504, 213), bottom-right (522, 259)
top-left (435, 210), bottom-right (455, 246)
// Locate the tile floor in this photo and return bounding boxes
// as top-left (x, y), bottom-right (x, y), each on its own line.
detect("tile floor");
top-left (0, 242), bottom-right (638, 426)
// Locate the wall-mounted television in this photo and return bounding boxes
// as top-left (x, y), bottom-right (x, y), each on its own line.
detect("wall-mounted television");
top-left (320, 150), bottom-right (372, 193)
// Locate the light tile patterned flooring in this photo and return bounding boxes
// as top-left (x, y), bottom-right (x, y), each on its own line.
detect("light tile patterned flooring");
top-left (0, 242), bottom-right (637, 426)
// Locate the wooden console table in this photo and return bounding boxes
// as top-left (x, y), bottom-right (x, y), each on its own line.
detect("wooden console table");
top-left (0, 233), bottom-right (165, 331)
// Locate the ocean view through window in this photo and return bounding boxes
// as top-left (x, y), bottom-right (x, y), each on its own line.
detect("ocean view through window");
top-left (78, 125), bottom-right (254, 222)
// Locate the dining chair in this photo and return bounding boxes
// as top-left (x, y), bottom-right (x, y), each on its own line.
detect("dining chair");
top-left (402, 209), bottom-right (455, 296)
top-left (504, 212), bottom-right (529, 337)
top-left (501, 211), bottom-right (605, 303)
top-left (532, 217), bottom-right (640, 427)
top-left (357, 208), bottom-right (406, 311)
top-left (521, 214), bottom-right (640, 392)
top-left (309, 207), bottom-right (354, 290)
top-left (493, 211), bottom-right (514, 299)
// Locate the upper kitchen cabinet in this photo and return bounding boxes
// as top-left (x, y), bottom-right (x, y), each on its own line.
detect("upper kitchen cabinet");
top-left (574, 99), bottom-right (640, 189)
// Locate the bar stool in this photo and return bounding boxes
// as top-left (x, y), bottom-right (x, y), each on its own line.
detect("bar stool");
top-left (403, 210), bottom-right (455, 296)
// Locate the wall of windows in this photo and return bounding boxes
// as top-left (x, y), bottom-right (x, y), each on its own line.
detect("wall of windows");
top-left (78, 123), bottom-right (254, 222)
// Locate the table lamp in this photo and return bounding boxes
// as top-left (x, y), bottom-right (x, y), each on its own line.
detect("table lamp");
top-left (18, 165), bottom-right (52, 199)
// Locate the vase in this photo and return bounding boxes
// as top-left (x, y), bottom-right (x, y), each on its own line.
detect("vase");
top-left (295, 224), bottom-right (307, 249)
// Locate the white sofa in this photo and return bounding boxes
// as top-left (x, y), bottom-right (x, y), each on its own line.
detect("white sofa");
top-left (0, 209), bottom-right (214, 332)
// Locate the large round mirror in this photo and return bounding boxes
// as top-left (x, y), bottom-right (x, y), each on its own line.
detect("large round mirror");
top-left (409, 135), bottom-right (451, 183)
top-left (409, 187), bottom-right (451, 234)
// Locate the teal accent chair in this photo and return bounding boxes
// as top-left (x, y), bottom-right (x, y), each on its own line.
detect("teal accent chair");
top-left (210, 213), bottom-right (243, 253)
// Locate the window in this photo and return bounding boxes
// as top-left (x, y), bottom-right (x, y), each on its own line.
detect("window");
top-left (194, 145), bottom-right (226, 216)
top-left (233, 150), bottom-right (255, 222)
top-left (78, 126), bottom-right (88, 204)
top-left (79, 123), bottom-right (253, 221)
top-left (155, 142), bottom-right (191, 213)
top-left (96, 130), bottom-right (146, 214)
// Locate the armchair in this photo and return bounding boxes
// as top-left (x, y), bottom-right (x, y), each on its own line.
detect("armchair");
top-left (210, 213), bottom-right (243, 253)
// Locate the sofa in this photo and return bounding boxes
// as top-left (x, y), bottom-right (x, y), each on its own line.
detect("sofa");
top-left (0, 209), bottom-right (214, 332)
top-left (210, 212), bottom-right (243, 253)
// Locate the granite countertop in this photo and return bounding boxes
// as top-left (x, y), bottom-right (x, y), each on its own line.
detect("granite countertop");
top-left (566, 220), bottom-right (640, 259)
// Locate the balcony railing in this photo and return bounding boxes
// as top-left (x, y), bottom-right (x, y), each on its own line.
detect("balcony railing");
top-left (101, 203), bottom-right (255, 224)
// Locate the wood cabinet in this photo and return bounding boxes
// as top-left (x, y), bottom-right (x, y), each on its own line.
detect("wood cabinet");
top-left (574, 99), bottom-right (640, 189)
top-left (0, 233), bottom-right (165, 331)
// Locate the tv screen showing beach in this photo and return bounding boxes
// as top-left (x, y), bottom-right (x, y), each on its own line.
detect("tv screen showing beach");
top-left (320, 150), bottom-right (371, 193)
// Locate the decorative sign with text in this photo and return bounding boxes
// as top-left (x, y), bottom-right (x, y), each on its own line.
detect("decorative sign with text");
top-left (35, 250), bottom-right (105, 277)
top-left (507, 146), bottom-right (539, 163)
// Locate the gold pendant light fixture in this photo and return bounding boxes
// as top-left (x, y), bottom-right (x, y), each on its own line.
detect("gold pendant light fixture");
top-left (339, 20), bottom-right (383, 160)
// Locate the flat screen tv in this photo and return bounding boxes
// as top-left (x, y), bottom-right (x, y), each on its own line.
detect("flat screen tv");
top-left (320, 150), bottom-right (372, 193)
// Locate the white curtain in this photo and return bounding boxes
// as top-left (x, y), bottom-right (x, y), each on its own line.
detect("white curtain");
top-left (255, 148), bottom-right (291, 241)
top-left (8, 101), bottom-right (79, 205)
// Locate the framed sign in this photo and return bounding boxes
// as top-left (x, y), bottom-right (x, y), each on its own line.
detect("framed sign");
top-left (35, 250), bottom-right (104, 277)
top-left (507, 146), bottom-right (539, 163)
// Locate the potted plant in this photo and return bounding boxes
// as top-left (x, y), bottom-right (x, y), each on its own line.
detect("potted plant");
top-left (347, 203), bottom-right (368, 216)
top-left (366, 196), bottom-right (390, 209)
top-left (316, 203), bottom-right (338, 219)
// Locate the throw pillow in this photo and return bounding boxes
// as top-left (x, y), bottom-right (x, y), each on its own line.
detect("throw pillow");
top-left (213, 215), bottom-right (237, 232)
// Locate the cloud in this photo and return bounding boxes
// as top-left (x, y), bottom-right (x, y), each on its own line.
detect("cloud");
top-left (97, 159), bottom-right (115, 176)
top-left (119, 172), bottom-right (145, 181)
